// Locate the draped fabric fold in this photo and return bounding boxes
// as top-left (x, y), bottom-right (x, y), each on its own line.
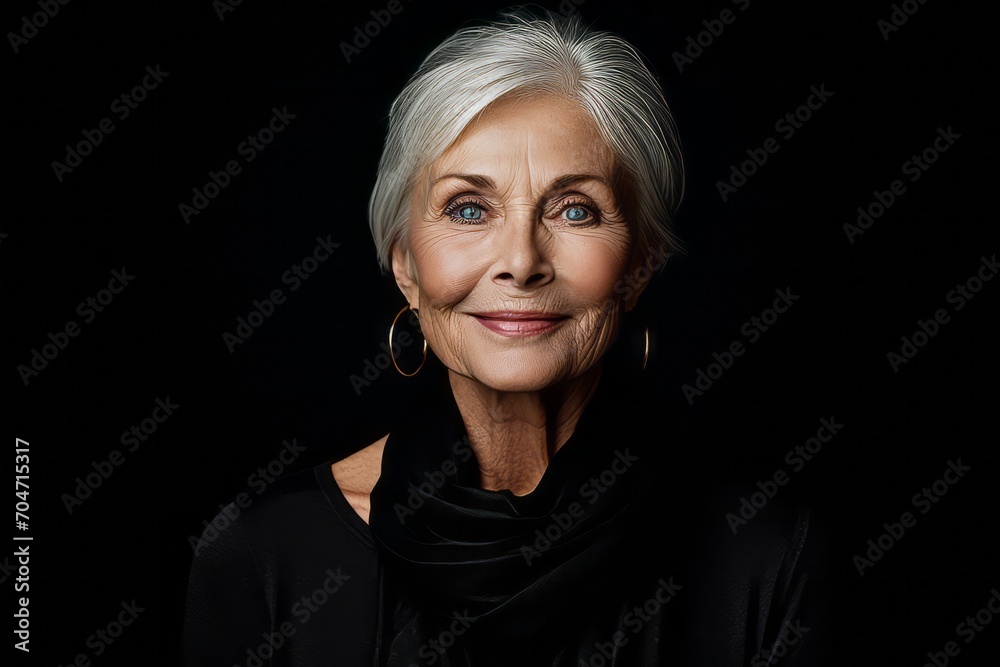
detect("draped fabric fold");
top-left (368, 342), bottom-right (660, 666)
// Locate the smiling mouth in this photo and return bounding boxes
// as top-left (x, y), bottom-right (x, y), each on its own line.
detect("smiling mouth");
top-left (470, 311), bottom-right (569, 337)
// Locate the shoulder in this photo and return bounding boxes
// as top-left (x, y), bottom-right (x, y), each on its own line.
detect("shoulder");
top-left (682, 502), bottom-right (827, 666)
top-left (184, 451), bottom-right (386, 665)
top-left (330, 434), bottom-right (387, 524)
top-left (188, 446), bottom-right (384, 583)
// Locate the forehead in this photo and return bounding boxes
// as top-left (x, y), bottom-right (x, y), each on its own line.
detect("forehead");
top-left (430, 93), bottom-right (615, 180)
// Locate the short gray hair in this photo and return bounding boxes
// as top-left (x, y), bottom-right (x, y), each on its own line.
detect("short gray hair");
top-left (368, 8), bottom-right (684, 272)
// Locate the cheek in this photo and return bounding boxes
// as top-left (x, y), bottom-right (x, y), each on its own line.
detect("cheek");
top-left (410, 228), bottom-right (486, 308)
top-left (558, 236), bottom-right (632, 307)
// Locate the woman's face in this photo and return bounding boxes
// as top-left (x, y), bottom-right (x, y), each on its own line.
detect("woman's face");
top-left (393, 93), bottom-right (646, 392)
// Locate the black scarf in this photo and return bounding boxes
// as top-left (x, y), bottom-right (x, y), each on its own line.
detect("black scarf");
top-left (367, 339), bottom-right (666, 666)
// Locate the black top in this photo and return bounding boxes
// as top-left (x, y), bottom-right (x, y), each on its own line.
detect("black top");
top-left (183, 458), bottom-right (825, 666)
top-left (184, 340), bottom-right (826, 666)
top-left (184, 462), bottom-right (381, 666)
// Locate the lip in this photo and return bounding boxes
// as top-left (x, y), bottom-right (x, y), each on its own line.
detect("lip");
top-left (470, 311), bottom-right (569, 337)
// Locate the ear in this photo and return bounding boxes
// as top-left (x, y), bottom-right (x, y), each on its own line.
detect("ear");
top-left (391, 242), bottom-right (419, 310)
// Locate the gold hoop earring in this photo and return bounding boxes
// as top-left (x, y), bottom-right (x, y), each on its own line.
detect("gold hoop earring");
top-left (389, 305), bottom-right (427, 377)
top-left (642, 326), bottom-right (650, 371)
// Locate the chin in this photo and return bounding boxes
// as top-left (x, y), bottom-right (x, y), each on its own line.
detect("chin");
top-left (462, 350), bottom-right (580, 393)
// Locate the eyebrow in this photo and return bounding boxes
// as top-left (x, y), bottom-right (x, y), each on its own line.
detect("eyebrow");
top-left (432, 173), bottom-right (610, 193)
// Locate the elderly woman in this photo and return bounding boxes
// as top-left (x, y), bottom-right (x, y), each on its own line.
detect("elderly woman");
top-left (184, 10), bottom-right (817, 667)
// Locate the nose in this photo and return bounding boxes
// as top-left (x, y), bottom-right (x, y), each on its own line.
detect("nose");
top-left (492, 208), bottom-right (554, 289)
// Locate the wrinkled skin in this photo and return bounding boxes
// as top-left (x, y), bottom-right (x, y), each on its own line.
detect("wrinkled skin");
top-left (391, 92), bottom-right (649, 494)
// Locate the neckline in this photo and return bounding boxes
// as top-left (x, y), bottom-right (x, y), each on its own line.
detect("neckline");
top-left (314, 461), bottom-right (376, 549)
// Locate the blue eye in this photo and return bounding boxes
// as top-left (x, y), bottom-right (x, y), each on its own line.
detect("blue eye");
top-left (457, 205), bottom-right (482, 220)
top-left (561, 204), bottom-right (598, 226)
top-left (445, 199), bottom-right (487, 224)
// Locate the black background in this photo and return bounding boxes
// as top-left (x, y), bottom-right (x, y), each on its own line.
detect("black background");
top-left (4, 0), bottom-right (999, 665)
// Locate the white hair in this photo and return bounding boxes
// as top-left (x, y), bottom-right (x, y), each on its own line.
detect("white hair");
top-left (368, 8), bottom-right (685, 272)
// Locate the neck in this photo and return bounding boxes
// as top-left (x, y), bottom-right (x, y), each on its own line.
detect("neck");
top-left (447, 364), bottom-right (603, 496)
